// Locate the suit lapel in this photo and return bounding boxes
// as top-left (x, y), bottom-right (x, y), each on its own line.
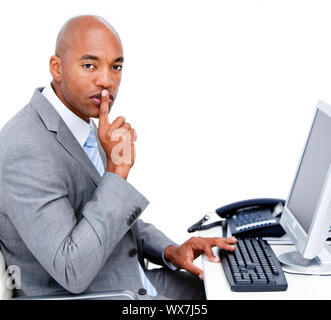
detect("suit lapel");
top-left (56, 120), bottom-right (101, 186)
top-left (30, 88), bottom-right (102, 186)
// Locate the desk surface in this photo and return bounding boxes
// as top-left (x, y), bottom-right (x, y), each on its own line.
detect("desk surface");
top-left (200, 225), bottom-right (331, 300)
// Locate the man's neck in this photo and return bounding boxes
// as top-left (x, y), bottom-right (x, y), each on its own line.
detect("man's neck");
top-left (50, 81), bottom-right (90, 123)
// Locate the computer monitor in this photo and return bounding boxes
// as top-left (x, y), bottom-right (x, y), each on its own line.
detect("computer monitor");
top-left (279, 101), bottom-right (331, 275)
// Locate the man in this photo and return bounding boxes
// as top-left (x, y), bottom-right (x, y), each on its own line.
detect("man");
top-left (0, 15), bottom-right (237, 299)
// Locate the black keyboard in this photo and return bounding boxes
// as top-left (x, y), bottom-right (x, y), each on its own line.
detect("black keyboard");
top-left (219, 238), bottom-right (288, 292)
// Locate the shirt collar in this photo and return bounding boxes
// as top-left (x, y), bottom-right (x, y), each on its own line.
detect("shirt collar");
top-left (42, 84), bottom-right (92, 148)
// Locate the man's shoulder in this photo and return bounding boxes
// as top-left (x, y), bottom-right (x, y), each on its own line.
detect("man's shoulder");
top-left (0, 99), bottom-right (52, 154)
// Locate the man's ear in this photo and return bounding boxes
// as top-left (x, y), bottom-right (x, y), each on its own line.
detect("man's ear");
top-left (49, 55), bottom-right (62, 82)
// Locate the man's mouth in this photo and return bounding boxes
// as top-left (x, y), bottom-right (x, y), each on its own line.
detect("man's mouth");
top-left (90, 92), bottom-right (114, 106)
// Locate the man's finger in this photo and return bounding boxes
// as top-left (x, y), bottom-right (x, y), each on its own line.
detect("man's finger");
top-left (130, 128), bottom-right (137, 143)
top-left (202, 244), bottom-right (220, 263)
top-left (210, 236), bottom-right (237, 244)
top-left (183, 261), bottom-right (204, 280)
top-left (99, 89), bottom-right (110, 128)
top-left (110, 116), bottom-right (126, 131)
top-left (120, 122), bottom-right (131, 131)
top-left (213, 237), bottom-right (237, 251)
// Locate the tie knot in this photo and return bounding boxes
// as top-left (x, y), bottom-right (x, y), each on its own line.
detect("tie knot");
top-left (84, 128), bottom-right (98, 148)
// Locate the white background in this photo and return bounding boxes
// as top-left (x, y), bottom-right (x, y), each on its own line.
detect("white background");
top-left (1, 0), bottom-right (331, 245)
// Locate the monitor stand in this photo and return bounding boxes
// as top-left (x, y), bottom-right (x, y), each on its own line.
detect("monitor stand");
top-left (278, 246), bottom-right (331, 275)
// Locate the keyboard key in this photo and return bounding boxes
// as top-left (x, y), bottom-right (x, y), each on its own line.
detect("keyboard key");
top-left (235, 279), bottom-right (251, 285)
top-left (272, 267), bottom-right (280, 275)
top-left (243, 274), bottom-right (251, 281)
top-left (231, 266), bottom-right (240, 273)
top-left (246, 262), bottom-right (257, 269)
top-left (252, 278), bottom-right (268, 285)
top-left (240, 267), bottom-right (248, 273)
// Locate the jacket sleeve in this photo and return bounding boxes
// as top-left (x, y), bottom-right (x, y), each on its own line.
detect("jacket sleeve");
top-left (135, 219), bottom-right (178, 267)
top-left (1, 142), bottom-right (149, 294)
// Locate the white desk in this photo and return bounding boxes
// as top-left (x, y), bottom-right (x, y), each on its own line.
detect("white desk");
top-left (200, 225), bottom-right (331, 300)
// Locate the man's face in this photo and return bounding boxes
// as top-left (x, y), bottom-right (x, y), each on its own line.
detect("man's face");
top-left (57, 26), bottom-right (123, 121)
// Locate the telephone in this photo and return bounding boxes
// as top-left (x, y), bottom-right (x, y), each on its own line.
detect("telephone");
top-left (188, 198), bottom-right (286, 238)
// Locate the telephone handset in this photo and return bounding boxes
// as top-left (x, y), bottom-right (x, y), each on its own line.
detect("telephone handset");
top-left (188, 198), bottom-right (286, 238)
top-left (216, 198), bottom-right (285, 238)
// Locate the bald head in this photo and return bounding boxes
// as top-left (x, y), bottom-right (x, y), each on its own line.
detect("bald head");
top-left (49, 15), bottom-right (124, 121)
top-left (55, 15), bottom-right (121, 59)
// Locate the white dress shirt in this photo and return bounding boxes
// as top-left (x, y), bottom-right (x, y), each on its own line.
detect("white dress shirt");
top-left (42, 84), bottom-right (93, 149)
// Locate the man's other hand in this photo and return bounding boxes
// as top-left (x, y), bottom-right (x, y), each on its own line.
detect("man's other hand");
top-left (164, 236), bottom-right (237, 280)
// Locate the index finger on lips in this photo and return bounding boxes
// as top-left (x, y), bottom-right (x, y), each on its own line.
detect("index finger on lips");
top-left (98, 89), bottom-right (110, 128)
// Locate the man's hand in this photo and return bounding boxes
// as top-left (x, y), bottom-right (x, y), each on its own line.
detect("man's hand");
top-left (98, 89), bottom-right (136, 180)
top-left (164, 236), bottom-right (237, 280)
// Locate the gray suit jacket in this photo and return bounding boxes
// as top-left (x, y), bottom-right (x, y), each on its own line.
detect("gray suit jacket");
top-left (0, 88), bottom-right (177, 298)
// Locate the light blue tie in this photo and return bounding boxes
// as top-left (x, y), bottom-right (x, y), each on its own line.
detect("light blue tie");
top-left (84, 127), bottom-right (105, 176)
top-left (83, 126), bottom-right (157, 296)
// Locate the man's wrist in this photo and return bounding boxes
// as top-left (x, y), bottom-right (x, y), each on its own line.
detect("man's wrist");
top-left (162, 250), bottom-right (178, 271)
top-left (106, 161), bottom-right (115, 173)
top-left (106, 163), bottom-right (128, 180)
top-left (164, 245), bottom-right (177, 264)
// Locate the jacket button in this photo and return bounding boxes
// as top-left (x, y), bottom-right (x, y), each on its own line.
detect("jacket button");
top-left (138, 288), bottom-right (147, 295)
top-left (127, 215), bottom-right (135, 226)
top-left (135, 207), bottom-right (142, 216)
top-left (129, 248), bottom-right (137, 257)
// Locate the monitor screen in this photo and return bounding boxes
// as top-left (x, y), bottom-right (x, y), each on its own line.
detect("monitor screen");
top-left (287, 109), bottom-right (331, 233)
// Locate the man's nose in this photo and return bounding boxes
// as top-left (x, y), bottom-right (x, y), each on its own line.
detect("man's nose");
top-left (96, 70), bottom-right (114, 89)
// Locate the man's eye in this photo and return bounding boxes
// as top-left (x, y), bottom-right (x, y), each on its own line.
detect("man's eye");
top-left (83, 64), bottom-right (95, 70)
top-left (112, 64), bottom-right (122, 71)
